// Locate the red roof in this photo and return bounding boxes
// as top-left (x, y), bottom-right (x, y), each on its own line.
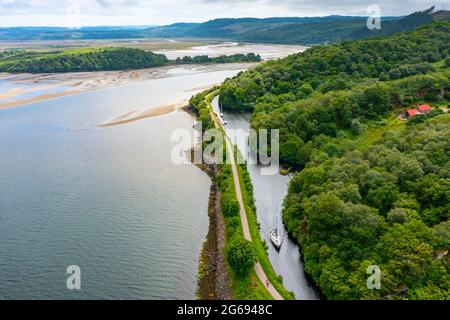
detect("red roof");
top-left (418, 104), bottom-right (432, 112)
top-left (407, 109), bottom-right (419, 117)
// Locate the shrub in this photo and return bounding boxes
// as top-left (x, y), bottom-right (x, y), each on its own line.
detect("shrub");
top-left (227, 237), bottom-right (255, 276)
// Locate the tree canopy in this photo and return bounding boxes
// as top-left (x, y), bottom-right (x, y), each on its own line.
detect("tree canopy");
top-left (215, 21), bottom-right (450, 300)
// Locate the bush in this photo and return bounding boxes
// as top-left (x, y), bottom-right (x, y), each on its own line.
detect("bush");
top-left (222, 193), bottom-right (240, 217)
top-left (227, 237), bottom-right (255, 276)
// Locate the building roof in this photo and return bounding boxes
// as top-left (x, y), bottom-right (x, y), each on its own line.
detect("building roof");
top-left (418, 104), bottom-right (432, 112)
top-left (407, 109), bottom-right (419, 117)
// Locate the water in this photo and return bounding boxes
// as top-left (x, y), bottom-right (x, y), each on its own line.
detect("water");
top-left (0, 68), bottom-right (243, 299)
top-left (156, 42), bottom-right (307, 60)
top-left (212, 97), bottom-right (321, 300)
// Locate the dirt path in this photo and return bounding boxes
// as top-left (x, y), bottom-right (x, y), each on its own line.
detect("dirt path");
top-left (207, 92), bottom-right (284, 300)
top-left (224, 137), bottom-right (284, 300)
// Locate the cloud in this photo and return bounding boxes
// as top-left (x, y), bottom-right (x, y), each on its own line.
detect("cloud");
top-left (0, 0), bottom-right (447, 26)
top-left (197, 0), bottom-right (445, 16)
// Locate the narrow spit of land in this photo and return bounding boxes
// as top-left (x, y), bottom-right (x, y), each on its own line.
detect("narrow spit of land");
top-left (206, 92), bottom-right (284, 300)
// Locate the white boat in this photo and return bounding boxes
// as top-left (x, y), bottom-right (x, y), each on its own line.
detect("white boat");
top-left (270, 228), bottom-right (282, 250)
top-left (217, 113), bottom-right (227, 126)
top-left (270, 208), bottom-right (284, 250)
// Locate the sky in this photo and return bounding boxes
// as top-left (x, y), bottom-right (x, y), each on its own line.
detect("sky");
top-left (0, 0), bottom-right (448, 27)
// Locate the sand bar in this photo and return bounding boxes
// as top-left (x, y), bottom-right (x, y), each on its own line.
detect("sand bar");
top-left (0, 63), bottom-right (254, 110)
top-left (98, 100), bottom-right (188, 128)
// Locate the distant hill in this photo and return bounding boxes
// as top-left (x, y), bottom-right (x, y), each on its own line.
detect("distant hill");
top-left (0, 26), bottom-right (152, 41)
top-left (0, 7), bottom-right (448, 45)
top-left (146, 7), bottom-right (449, 44)
top-left (146, 16), bottom-right (378, 44)
top-left (350, 6), bottom-right (450, 39)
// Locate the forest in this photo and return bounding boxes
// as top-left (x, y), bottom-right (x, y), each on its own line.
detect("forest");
top-left (0, 48), bottom-right (261, 73)
top-left (175, 53), bottom-right (261, 65)
top-left (217, 21), bottom-right (450, 299)
top-left (0, 48), bottom-right (170, 73)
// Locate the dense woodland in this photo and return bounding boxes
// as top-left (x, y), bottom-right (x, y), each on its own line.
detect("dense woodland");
top-left (0, 48), bottom-right (170, 73)
top-left (0, 48), bottom-right (261, 73)
top-left (283, 114), bottom-right (450, 299)
top-left (217, 22), bottom-right (450, 299)
top-left (176, 53), bottom-right (261, 65)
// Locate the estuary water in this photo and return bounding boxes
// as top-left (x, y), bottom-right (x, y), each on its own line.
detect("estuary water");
top-left (0, 66), bottom-right (244, 299)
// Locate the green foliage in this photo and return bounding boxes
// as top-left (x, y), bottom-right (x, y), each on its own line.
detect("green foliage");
top-left (219, 22), bottom-right (450, 111)
top-left (388, 62), bottom-right (435, 80)
top-left (215, 21), bottom-right (450, 300)
top-left (176, 53), bottom-right (261, 64)
top-left (283, 115), bottom-right (450, 299)
top-left (227, 237), bottom-right (256, 276)
top-left (188, 88), bottom-right (218, 129)
top-left (0, 48), bottom-right (170, 73)
top-left (0, 48), bottom-right (262, 74)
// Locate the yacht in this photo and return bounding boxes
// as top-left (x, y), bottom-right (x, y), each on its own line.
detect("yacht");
top-left (270, 228), bottom-right (282, 251)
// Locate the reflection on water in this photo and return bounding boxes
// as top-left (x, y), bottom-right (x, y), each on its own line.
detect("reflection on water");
top-left (212, 97), bottom-right (321, 300)
top-left (0, 69), bottom-right (242, 299)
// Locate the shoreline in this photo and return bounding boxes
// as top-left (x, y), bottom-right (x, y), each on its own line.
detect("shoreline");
top-left (0, 89), bottom-right (82, 109)
top-left (194, 154), bottom-right (233, 300)
top-left (0, 63), bottom-right (256, 110)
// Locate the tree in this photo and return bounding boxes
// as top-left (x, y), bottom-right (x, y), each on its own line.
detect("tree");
top-left (222, 193), bottom-right (240, 217)
top-left (280, 135), bottom-right (304, 167)
top-left (350, 119), bottom-right (363, 135)
top-left (227, 237), bottom-right (255, 276)
top-left (366, 183), bottom-right (400, 215)
top-left (387, 208), bottom-right (409, 224)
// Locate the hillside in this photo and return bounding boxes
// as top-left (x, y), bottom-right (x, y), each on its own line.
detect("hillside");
top-left (215, 21), bottom-right (450, 299)
top-left (146, 8), bottom-right (449, 44)
top-left (0, 8), bottom-right (447, 45)
top-left (146, 16), bottom-right (373, 44)
top-left (0, 26), bottom-right (152, 41)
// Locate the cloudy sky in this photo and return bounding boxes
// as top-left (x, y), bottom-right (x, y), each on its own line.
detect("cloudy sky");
top-left (0, 0), bottom-right (447, 27)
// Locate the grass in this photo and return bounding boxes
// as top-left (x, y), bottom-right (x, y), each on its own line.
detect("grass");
top-left (354, 112), bottom-right (405, 150)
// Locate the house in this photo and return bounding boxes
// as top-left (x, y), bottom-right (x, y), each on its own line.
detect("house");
top-left (418, 104), bottom-right (432, 113)
top-left (404, 104), bottom-right (433, 118)
top-left (406, 109), bottom-right (419, 118)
